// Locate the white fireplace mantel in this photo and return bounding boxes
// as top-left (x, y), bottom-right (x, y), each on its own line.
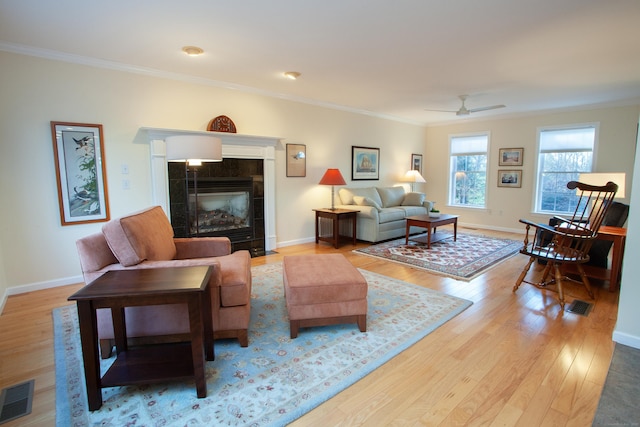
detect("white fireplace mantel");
top-left (140, 127), bottom-right (282, 251)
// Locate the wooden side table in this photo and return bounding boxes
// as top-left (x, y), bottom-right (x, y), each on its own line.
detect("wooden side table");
top-left (562, 225), bottom-right (626, 292)
top-left (313, 208), bottom-right (359, 249)
top-left (68, 266), bottom-right (214, 411)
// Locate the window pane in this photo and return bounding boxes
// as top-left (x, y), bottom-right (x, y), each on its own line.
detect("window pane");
top-left (450, 134), bottom-right (488, 207)
top-left (536, 126), bottom-right (595, 214)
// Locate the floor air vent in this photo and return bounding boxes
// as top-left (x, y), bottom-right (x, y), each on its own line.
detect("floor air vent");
top-left (566, 300), bottom-right (593, 316)
top-left (0, 379), bottom-right (34, 424)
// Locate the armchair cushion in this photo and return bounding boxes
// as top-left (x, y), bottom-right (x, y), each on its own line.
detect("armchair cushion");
top-left (102, 206), bottom-right (176, 266)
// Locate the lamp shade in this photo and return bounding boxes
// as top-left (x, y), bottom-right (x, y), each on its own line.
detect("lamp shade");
top-left (578, 172), bottom-right (625, 198)
top-left (165, 135), bottom-right (222, 164)
top-left (319, 168), bottom-right (346, 186)
top-left (403, 169), bottom-right (426, 183)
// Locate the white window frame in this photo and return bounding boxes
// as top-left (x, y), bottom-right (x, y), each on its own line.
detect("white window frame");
top-left (533, 123), bottom-right (598, 214)
top-left (448, 132), bottom-right (490, 208)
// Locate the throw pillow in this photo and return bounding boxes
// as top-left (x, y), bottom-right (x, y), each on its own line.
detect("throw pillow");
top-left (353, 196), bottom-right (382, 211)
top-left (377, 186), bottom-right (406, 208)
top-left (402, 192), bottom-right (426, 206)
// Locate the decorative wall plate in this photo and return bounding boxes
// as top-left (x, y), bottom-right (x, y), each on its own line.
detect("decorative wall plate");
top-left (207, 115), bottom-right (237, 133)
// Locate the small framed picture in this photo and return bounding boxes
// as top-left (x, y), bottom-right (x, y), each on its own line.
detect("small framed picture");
top-left (498, 170), bottom-right (522, 188)
top-left (51, 121), bottom-right (110, 225)
top-left (286, 143), bottom-right (306, 177)
top-left (352, 146), bottom-right (379, 180)
top-left (498, 148), bottom-right (524, 166)
top-left (411, 153), bottom-right (423, 175)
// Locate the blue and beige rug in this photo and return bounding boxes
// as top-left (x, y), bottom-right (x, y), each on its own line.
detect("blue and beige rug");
top-left (54, 263), bottom-right (472, 426)
top-left (355, 232), bottom-right (522, 281)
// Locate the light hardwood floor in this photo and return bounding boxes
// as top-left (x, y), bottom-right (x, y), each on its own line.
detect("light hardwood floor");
top-left (0, 228), bottom-right (619, 426)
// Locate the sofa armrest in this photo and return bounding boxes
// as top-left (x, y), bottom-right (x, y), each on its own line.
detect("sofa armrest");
top-left (174, 237), bottom-right (231, 259)
top-left (422, 200), bottom-right (435, 212)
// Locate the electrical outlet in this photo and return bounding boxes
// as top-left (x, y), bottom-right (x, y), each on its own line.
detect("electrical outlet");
top-left (121, 164), bottom-right (129, 174)
top-left (122, 179), bottom-right (130, 190)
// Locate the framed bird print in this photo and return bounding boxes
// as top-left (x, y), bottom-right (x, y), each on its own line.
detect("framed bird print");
top-left (51, 121), bottom-right (110, 225)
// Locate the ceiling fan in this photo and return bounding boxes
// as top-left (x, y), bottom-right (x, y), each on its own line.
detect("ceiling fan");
top-left (426, 95), bottom-right (506, 116)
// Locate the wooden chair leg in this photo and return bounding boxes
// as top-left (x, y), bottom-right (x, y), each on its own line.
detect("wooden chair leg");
top-left (514, 257), bottom-right (535, 292)
top-left (553, 264), bottom-right (565, 309)
top-left (576, 264), bottom-right (595, 298)
top-left (540, 262), bottom-right (553, 284)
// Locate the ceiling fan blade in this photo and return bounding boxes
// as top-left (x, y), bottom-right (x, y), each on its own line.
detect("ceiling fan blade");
top-left (468, 104), bottom-right (506, 113)
top-left (424, 108), bottom-right (459, 113)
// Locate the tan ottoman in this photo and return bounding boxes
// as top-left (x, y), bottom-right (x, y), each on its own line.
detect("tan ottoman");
top-left (283, 254), bottom-right (368, 338)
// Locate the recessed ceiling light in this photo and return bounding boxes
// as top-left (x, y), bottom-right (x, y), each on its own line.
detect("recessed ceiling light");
top-left (284, 71), bottom-right (301, 80)
top-left (182, 46), bottom-right (204, 56)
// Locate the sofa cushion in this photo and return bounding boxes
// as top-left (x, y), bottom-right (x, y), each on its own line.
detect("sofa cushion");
top-left (402, 192), bottom-right (426, 206)
top-left (377, 186), bottom-right (406, 208)
top-left (102, 206), bottom-right (176, 267)
top-left (353, 196), bottom-right (382, 211)
top-left (338, 187), bottom-right (382, 206)
top-left (378, 207), bottom-right (407, 223)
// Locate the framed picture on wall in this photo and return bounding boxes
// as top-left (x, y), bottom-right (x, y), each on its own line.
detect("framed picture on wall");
top-left (411, 153), bottom-right (423, 175)
top-left (352, 146), bottom-right (380, 180)
top-left (286, 143), bottom-right (306, 177)
top-left (497, 170), bottom-right (522, 188)
top-left (51, 121), bottom-right (110, 225)
top-left (499, 148), bottom-right (524, 166)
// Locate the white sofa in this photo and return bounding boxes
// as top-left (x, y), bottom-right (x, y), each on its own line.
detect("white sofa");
top-left (333, 186), bottom-right (434, 242)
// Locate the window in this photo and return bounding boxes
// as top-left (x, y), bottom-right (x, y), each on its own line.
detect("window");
top-left (535, 125), bottom-right (596, 214)
top-left (449, 133), bottom-right (488, 207)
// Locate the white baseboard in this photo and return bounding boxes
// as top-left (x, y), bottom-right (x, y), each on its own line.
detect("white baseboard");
top-left (1, 275), bottom-right (83, 315)
top-left (612, 330), bottom-right (640, 349)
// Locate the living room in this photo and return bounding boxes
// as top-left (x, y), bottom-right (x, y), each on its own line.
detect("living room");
top-left (1, 1), bottom-right (640, 424)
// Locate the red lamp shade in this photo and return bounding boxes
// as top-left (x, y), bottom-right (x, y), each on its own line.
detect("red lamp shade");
top-left (318, 168), bottom-right (346, 186)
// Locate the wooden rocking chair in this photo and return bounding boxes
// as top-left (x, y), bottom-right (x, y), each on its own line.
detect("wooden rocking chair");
top-left (513, 181), bottom-right (618, 308)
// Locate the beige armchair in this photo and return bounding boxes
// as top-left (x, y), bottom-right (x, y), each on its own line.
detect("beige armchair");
top-left (75, 206), bottom-right (252, 357)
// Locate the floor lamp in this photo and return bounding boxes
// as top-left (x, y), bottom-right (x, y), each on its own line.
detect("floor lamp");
top-left (403, 169), bottom-right (426, 192)
top-left (166, 135), bottom-right (223, 236)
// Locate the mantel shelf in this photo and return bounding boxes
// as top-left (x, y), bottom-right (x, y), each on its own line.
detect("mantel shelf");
top-left (140, 127), bottom-right (282, 147)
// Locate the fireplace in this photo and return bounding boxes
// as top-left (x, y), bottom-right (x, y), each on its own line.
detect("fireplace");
top-left (168, 159), bottom-right (266, 257)
top-left (188, 177), bottom-right (253, 240)
top-left (142, 127), bottom-right (280, 253)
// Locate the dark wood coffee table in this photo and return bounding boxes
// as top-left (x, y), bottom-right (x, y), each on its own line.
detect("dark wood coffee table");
top-left (68, 266), bottom-right (214, 411)
top-left (405, 214), bottom-right (459, 248)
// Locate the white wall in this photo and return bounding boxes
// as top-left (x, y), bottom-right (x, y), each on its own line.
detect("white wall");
top-left (0, 51), bottom-right (425, 296)
top-left (613, 113), bottom-right (640, 348)
top-left (424, 107), bottom-right (638, 231)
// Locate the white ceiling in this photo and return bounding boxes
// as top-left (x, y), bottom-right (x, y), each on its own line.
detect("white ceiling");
top-left (1, 0), bottom-right (640, 125)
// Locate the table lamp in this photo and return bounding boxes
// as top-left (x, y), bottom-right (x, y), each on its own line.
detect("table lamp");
top-left (319, 168), bottom-right (346, 210)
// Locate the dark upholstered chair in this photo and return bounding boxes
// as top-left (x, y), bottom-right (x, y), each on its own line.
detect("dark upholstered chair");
top-left (586, 201), bottom-right (629, 268)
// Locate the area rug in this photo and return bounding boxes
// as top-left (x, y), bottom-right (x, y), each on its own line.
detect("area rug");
top-left (54, 263), bottom-right (472, 427)
top-left (355, 232), bottom-right (522, 281)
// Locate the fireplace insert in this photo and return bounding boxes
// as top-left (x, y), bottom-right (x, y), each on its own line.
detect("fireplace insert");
top-left (187, 177), bottom-right (254, 241)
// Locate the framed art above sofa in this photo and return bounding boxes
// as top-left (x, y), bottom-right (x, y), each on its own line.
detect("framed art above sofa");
top-left (352, 146), bottom-right (379, 180)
